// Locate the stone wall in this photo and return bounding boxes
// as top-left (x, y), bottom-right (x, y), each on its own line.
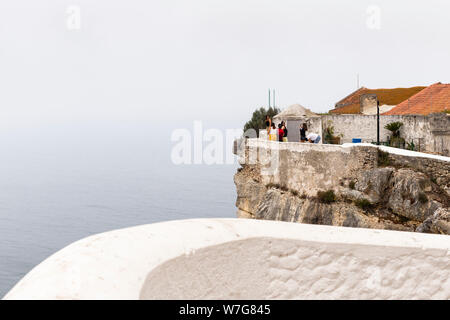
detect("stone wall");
top-left (270, 113), bottom-right (449, 155)
top-left (237, 139), bottom-right (450, 197)
top-left (238, 140), bottom-right (372, 197)
top-left (321, 113), bottom-right (450, 155)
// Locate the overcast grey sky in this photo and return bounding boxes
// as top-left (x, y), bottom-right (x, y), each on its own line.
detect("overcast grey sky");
top-left (0, 0), bottom-right (449, 131)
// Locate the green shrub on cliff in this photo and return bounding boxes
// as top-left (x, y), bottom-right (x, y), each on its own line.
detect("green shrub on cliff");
top-left (354, 199), bottom-right (373, 210)
top-left (377, 149), bottom-right (390, 166)
top-left (349, 181), bottom-right (356, 190)
top-left (418, 193), bottom-right (428, 204)
top-left (317, 190), bottom-right (336, 204)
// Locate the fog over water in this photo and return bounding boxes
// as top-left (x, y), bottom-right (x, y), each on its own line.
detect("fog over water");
top-left (0, 123), bottom-right (238, 296)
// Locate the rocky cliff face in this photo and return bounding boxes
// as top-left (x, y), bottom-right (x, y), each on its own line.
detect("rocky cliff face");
top-left (234, 142), bottom-right (450, 235)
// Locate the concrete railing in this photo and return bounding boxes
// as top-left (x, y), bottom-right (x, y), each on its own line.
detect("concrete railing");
top-left (3, 218), bottom-right (450, 299)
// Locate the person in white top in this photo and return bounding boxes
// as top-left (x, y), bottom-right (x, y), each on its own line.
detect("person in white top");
top-left (306, 133), bottom-right (321, 144)
top-left (269, 123), bottom-right (278, 141)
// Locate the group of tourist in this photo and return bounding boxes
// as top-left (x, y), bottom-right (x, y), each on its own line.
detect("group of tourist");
top-left (265, 115), bottom-right (321, 143)
top-left (265, 116), bottom-right (288, 142)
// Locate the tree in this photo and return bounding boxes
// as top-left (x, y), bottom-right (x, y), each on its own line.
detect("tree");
top-left (243, 107), bottom-right (280, 137)
top-left (384, 121), bottom-right (403, 137)
top-left (385, 121), bottom-right (404, 148)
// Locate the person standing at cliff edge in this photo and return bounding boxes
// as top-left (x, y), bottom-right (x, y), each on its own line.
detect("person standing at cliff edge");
top-left (281, 121), bottom-right (288, 142)
top-left (300, 123), bottom-right (307, 142)
top-left (269, 123), bottom-right (277, 141)
top-left (306, 132), bottom-right (321, 144)
top-left (265, 115), bottom-right (272, 135)
top-left (278, 123), bottom-right (284, 142)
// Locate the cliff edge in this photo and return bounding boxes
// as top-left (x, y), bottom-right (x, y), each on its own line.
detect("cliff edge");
top-left (234, 140), bottom-right (450, 235)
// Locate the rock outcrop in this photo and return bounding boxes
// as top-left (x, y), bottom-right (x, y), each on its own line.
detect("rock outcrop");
top-left (234, 141), bottom-right (450, 235)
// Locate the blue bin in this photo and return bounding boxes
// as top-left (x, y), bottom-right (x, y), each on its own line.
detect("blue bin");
top-left (352, 138), bottom-right (362, 143)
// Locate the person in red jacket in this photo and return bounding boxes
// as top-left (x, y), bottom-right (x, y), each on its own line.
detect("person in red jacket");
top-left (281, 121), bottom-right (288, 142)
top-left (278, 123), bottom-right (284, 142)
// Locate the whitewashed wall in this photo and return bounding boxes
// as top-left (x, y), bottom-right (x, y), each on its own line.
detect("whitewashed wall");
top-left (321, 114), bottom-right (449, 155)
top-left (267, 113), bottom-right (449, 154)
top-left (4, 219), bottom-right (450, 300)
top-left (322, 114), bottom-right (429, 145)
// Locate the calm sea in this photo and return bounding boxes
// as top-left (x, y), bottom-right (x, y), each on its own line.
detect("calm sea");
top-left (0, 123), bottom-right (238, 297)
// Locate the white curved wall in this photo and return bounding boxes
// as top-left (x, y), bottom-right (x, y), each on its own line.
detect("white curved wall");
top-left (3, 219), bottom-right (450, 300)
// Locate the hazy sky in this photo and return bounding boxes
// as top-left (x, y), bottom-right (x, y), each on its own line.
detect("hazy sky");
top-left (0, 0), bottom-right (449, 131)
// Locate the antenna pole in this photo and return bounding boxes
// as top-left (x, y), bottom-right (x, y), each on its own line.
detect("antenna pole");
top-left (268, 89), bottom-right (271, 108)
top-left (273, 89), bottom-right (275, 108)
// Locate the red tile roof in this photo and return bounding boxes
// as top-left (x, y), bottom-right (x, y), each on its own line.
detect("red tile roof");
top-left (330, 86), bottom-right (426, 114)
top-left (334, 87), bottom-right (366, 109)
top-left (383, 83), bottom-right (450, 115)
